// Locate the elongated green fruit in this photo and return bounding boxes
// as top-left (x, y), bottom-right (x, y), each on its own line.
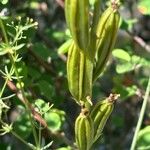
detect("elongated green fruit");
top-left (67, 42), bottom-right (93, 105)
top-left (75, 109), bottom-right (94, 150)
top-left (93, 3), bottom-right (120, 81)
top-left (90, 94), bottom-right (120, 142)
top-left (65, 0), bottom-right (90, 51)
top-left (89, 0), bottom-right (102, 60)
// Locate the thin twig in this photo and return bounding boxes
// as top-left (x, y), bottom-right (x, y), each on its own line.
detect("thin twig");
top-left (6, 80), bottom-right (75, 148)
top-left (7, 80), bottom-right (48, 127)
top-left (127, 31), bottom-right (150, 53)
top-left (55, 0), bottom-right (64, 8)
top-left (130, 77), bottom-right (150, 150)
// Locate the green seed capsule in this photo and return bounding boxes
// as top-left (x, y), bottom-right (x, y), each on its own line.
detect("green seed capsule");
top-left (67, 42), bottom-right (93, 105)
top-left (93, 3), bottom-right (120, 82)
top-left (65, 0), bottom-right (90, 52)
top-left (90, 94), bottom-right (120, 142)
top-left (75, 109), bottom-right (94, 150)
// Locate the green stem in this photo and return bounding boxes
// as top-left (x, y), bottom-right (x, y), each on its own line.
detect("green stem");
top-left (10, 55), bottom-right (39, 147)
top-left (11, 130), bottom-right (35, 150)
top-left (0, 66), bottom-right (14, 98)
top-left (0, 18), bottom-right (9, 44)
top-left (12, 27), bottom-right (22, 45)
top-left (0, 18), bottom-right (39, 149)
top-left (0, 78), bottom-right (9, 98)
top-left (38, 123), bottom-right (42, 148)
top-left (130, 77), bottom-right (150, 150)
top-left (0, 120), bottom-right (34, 150)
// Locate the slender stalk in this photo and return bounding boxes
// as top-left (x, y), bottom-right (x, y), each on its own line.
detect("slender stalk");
top-left (0, 78), bottom-right (9, 98)
top-left (0, 18), bottom-right (39, 148)
top-left (0, 18), bottom-right (9, 44)
top-left (0, 120), bottom-right (34, 150)
top-left (130, 77), bottom-right (150, 150)
top-left (0, 66), bottom-right (14, 98)
top-left (38, 123), bottom-right (42, 148)
top-left (9, 55), bottom-right (39, 147)
top-left (11, 130), bottom-right (35, 150)
top-left (12, 26), bottom-right (23, 45)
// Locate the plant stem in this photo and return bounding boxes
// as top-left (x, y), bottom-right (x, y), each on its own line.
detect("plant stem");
top-left (0, 78), bottom-right (9, 98)
top-left (11, 130), bottom-right (35, 150)
top-left (0, 66), bottom-right (14, 98)
top-left (130, 77), bottom-right (150, 150)
top-left (0, 18), bottom-right (9, 44)
top-left (10, 55), bottom-right (39, 147)
top-left (0, 120), bottom-right (34, 150)
top-left (38, 123), bottom-right (42, 148)
top-left (0, 18), bottom-right (39, 149)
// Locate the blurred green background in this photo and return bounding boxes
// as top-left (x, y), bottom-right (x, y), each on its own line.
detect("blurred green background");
top-left (0, 0), bottom-right (150, 149)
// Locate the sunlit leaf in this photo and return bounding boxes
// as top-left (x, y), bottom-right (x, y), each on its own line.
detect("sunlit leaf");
top-left (13, 106), bottom-right (32, 139)
top-left (0, 48), bottom-right (8, 56)
top-left (1, 0), bottom-right (8, 5)
top-left (113, 49), bottom-right (131, 62)
top-left (116, 63), bottom-right (133, 74)
top-left (35, 99), bottom-right (52, 114)
top-left (45, 111), bottom-right (61, 132)
top-left (137, 126), bottom-right (150, 149)
top-left (138, 0), bottom-right (150, 15)
top-left (114, 52), bottom-right (150, 74)
top-left (120, 19), bottom-right (137, 31)
top-left (44, 109), bottom-right (65, 132)
top-left (56, 147), bottom-right (72, 150)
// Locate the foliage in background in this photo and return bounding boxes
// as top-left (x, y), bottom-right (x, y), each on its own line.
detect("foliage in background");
top-left (0, 0), bottom-right (150, 150)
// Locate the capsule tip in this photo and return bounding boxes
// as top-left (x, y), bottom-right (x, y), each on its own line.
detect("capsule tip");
top-left (108, 93), bottom-right (120, 103)
top-left (111, 0), bottom-right (121, 11)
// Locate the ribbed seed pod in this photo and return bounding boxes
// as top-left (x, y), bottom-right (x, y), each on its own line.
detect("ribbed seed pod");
top-left (93, 3), bottom-right (120, 81)
top-left (90, 94), bottom-right (120, 142)
top-left (75, 109), bottom-right (94, 150)
top-left (67, 42), bottom-right (93, 105)
top-left (89, 0), bottom-right (102, 60)
top-left (65, 0), bottom-right (90, 51)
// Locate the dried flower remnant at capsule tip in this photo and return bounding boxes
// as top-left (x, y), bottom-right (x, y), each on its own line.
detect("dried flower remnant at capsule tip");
top-left (80, 101), bottom-right (90, 113)
top-left (93, 2), bottom-right (120, 81)
top-left (86, 96), bottom-right (93, 106)
top-left (107, 93), bottom-right (120, 103)
top-left (90, 93), bottom-right (120, 142)
top-left (111, 0), bottom-right (120, 11)
top-left (80, 107), bottom-right (89, 116)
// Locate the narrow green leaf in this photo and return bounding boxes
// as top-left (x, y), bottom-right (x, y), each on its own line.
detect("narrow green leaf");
top-left (13, 43), bottom-right (25, 51)
top-left (58, 39), bottom-right (72, 54)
